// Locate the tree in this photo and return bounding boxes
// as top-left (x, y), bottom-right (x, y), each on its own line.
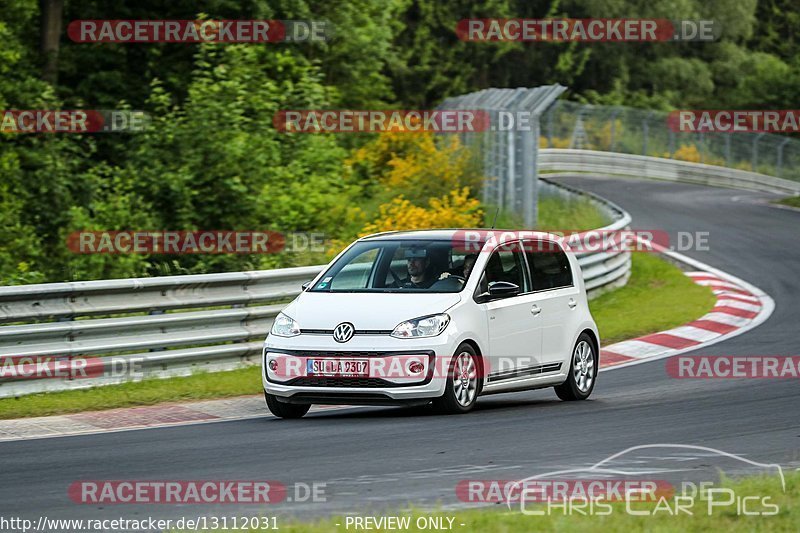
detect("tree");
top-left (39, 0), bottom-right (63, 84)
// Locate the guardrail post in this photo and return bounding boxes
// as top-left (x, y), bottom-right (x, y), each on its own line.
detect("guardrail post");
top-left (148, 309), bottom-right (166, 351)
top-left (777, 138), bottom-right (790, 178)
top-left (547, 100), bottom-right (558, 148)
top-left (482, 111), bottom-right (493, 204)
top-left (521, 120), bottom-right (538, 227)
top-left (494, 109), bottom-right (504, 208)
top-left (668, 128), bottom-right (675, 157)
top-left (752, 133), bottom-right (765, 171)
top-left (506, 128), bottom-right (515, 212)
top-left (699, 132), bottom-right (705, 164)
top-left (725, 135), bottom-right (732, 167)
top-left (609, 107), bottom-right (620, 151)
top-left (515, 128), bottom-right (526, 214)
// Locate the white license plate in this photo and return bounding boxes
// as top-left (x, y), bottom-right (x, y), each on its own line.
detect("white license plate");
top-left (307, 358), bottom-right (369, 377)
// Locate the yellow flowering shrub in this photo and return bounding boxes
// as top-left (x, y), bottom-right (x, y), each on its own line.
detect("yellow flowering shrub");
top-left (347, 131), bottom-right (482, 206)
top-left (669, 144), bottom-right (701, 162)
top-left (327, 130), bottom-right (486, 258)
top-left (327, 188), bottom-right (483, 258)
top-left (666, 144), bottom-right (725, 166)
top-left (361, 187), bottom-right (483, 235)
top-left (590, 120), bottom-right (622, 150)
top-left (539, 135), bottom-right (571, 148)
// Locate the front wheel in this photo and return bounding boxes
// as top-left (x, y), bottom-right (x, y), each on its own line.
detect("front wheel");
top-left (554, 333), bottom-right (597, 401)
top-left (264, 391), bottom-right (310, 419)
top-left (432, 344), bottom-right (480, 414)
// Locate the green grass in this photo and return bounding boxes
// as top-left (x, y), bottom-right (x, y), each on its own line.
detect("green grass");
top-left (0, 366), bottom-right (263, 420)
top-left (538, 195), bottom-right (611, 231)
top-left (774, 196), bottom-right (800, 208)
top-left (484, 194), bottom-right (611, 232)
top-left (173, 471), bottom-right (800, 532)
top-left (0, 254), bottom-right (714, 420)
top-left (590, 253), bottom-right (716, 344)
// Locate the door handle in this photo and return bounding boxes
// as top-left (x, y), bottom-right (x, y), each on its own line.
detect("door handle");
top-left (568, 298), bottom-right (577, 309)
top-left (530, 304), bottom-right (541, 316)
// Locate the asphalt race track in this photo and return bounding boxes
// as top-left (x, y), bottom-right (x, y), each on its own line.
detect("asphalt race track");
top-left (2, 176), bottom-right (799, 524)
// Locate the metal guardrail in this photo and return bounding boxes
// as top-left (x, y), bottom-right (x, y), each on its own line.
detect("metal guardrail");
top-left (540, 149), bottom-right (800, 195)
top-left (544, 101), bottom-right (800, 181)
top-left (541, 178), bottom-right (632, 295)
top-left (0, 188), bottom-right (631, 397)
top-left (0, 266), bottom-right (323, 397)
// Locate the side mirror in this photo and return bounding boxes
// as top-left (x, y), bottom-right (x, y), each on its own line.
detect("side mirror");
top-left (301, 281), bottom-right (312, 291)
top-left (487, 281), bottom-right (520, 298)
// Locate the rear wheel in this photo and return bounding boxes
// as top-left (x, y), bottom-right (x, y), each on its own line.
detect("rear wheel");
top-left (264, 391), bottom-right (310, 419)
top-left (554, 333), bottom-right (597, 401)
top-left (432, 343), bottom-right (480, 414)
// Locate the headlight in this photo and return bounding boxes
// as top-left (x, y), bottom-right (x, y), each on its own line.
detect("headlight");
top-left (271, 312), bottom-right (300, 337)
top-left (391, 313), bottom-right (450, 339)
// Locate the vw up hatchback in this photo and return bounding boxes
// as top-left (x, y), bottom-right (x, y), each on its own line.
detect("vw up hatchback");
top-left (263, 229), bottom-right (599, 417)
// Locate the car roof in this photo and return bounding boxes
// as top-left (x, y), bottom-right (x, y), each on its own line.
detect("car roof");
top-left (358, 228), bottom-right (562, 242)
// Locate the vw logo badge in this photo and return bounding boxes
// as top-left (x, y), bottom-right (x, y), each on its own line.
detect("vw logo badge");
top-left (333, 322), bottom-right (355, 343)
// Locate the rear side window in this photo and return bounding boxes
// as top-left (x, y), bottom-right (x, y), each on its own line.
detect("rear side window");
top-left (524, 240), bottom-right (573, 290)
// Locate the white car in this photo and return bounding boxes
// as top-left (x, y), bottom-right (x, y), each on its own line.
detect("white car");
top-left (262, 229), bottom-right (599, 418)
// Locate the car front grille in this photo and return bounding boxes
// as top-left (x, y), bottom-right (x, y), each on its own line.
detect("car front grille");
top-left (300, 329), bottom-right (393, 336)
top-left (287, 377), bottom-right (392, 388)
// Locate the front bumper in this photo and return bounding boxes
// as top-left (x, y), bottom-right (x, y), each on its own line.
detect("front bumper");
top-left (262, 334), bottom-right (458, 402)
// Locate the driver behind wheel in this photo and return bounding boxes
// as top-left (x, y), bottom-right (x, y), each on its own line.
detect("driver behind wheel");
top-left (402, 247), bottom-right (437, 289)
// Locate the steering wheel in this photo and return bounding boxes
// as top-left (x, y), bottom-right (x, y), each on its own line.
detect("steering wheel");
top-left (389, 268), bottom-right (404, 287)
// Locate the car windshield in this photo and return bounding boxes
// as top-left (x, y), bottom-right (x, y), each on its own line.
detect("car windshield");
top-left (309, 239), bottom-right (481, 293)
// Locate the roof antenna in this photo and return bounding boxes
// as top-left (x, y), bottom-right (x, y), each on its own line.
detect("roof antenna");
top-left (490, 207), bottom-right (500, 229)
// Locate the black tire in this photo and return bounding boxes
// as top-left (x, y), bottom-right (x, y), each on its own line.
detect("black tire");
top-left (264, 391), bottom-right (310, 419)
top-left (555, 332), bottom-right (597, 401)
top-left (432, 343), bottom-right (480, 414)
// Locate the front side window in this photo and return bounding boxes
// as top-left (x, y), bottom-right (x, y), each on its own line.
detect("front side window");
top-left (319, 248), bottom-right (378, 290)
top-left (478, 241), bottom-right (530, 293)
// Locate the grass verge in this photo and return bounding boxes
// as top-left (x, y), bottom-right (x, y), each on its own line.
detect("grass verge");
top-left (173, 471), bottom-right (799, 532)
top-left (0, 256), bottom-right (715, 420)
top-left (773, 195), bottom-right (800, 208)
top-left (0, 367), bottom-right (263, 420)
top-left (590, 253), bottom-right (716, 345)
top-left (538, 194), bottom-right (611, 231)
top-left (484, 193), bottom-right (611, 232)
